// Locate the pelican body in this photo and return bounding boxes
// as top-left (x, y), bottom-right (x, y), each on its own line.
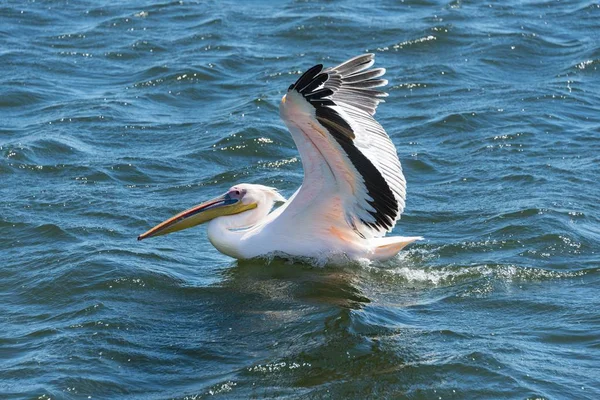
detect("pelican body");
top-left (139, 54), bottom-right (422, 261)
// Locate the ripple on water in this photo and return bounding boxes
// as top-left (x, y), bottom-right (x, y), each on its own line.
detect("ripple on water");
top-left (130, 65), bottom-right (221, 90)
top-left (368, 246), bottom-right (591, 290)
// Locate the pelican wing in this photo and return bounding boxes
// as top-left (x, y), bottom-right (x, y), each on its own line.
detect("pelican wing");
top-left (279, 54), bottom-right (406, 238)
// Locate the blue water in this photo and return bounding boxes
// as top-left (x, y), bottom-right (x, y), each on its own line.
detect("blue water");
top-left (2, 0), bottom-right (600, 398)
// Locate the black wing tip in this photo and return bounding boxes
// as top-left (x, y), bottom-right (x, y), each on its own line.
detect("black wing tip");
top-left (289, 63), bottom-right (324, 92)
top-left (289, 54), bottom-right (388, 108)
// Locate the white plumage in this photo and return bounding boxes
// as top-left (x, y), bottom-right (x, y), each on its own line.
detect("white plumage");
top-left (138, 54), bottom-right (422, 261)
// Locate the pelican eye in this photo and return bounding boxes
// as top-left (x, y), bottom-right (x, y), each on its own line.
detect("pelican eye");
top-left (227, 188), bottom-right (244, 201)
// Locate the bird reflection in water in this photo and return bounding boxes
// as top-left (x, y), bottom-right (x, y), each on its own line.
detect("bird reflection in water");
top-left (221, 258), bottom-right (371, 310)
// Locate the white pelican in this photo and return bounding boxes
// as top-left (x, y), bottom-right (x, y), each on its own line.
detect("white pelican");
top-left (138, 54), bottom-right (422, 260)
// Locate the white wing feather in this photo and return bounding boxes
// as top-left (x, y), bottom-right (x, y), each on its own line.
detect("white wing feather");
top-left (277, 54), bottom-right (406, 239)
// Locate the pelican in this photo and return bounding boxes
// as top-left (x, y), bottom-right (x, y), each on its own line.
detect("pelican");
top-left (138, 54), bottom-right (422, 260)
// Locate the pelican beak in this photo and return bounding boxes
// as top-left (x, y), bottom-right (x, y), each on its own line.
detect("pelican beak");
top-left (138, 192), bottom-right (256, 241)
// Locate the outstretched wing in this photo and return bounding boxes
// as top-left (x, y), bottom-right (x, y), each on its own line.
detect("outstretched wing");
top-left (278, 53), bottom-right (406, 238)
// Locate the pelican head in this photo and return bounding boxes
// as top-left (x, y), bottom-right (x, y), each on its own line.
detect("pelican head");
top-left (138, 184), bottom-right (285, 241)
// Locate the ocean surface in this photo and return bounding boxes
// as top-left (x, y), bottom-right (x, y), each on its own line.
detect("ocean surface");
top-left (2, 0), bottom-right (599, 398)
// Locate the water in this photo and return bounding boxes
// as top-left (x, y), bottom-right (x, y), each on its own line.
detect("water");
top-left (2, 0), bottom-right (599, 398)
